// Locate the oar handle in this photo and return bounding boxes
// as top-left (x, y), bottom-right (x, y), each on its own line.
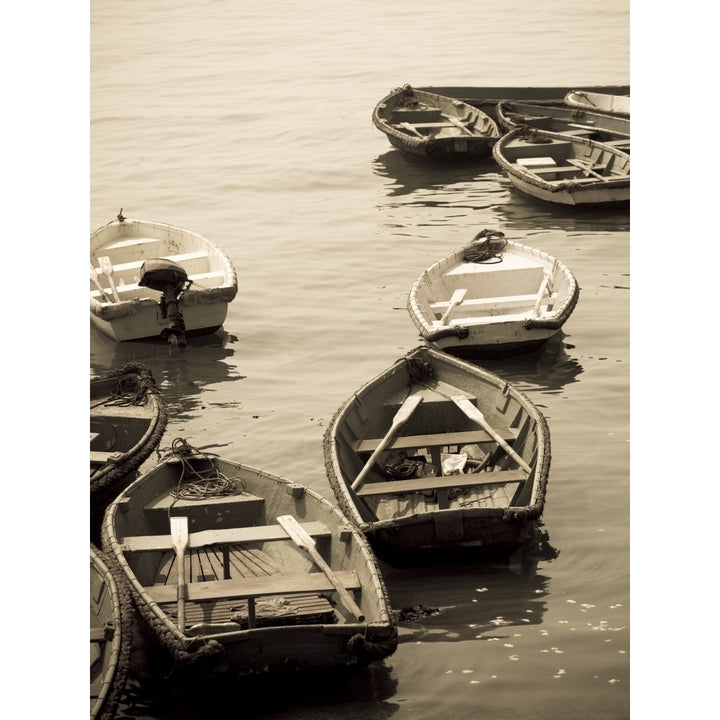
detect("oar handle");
top-left (351, 395), bottom-right (423, 491)
top-left (276, 515), bottom-right (365, 622)
top-left (451, 395), bottom-right (532, 474)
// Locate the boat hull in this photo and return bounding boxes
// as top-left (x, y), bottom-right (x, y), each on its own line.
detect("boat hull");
top-left (323, 346), bottom-right (551, 566)
top-left (91, 544), bottom-right (131, 720)
top-left (373, 85), bottom-right (500, 161)
top-left (564, 90), bottom-right (630, 116)
top-left (492, 128), bottom-right (630, 207)
top-left (90, 362), bottom-right (167, 544)
top-left (90, 216), bottom-right (238, 342)
top-left (102, 451), bottom-right (397, 678)
top-left (407, 234), bottom-right (579, 358)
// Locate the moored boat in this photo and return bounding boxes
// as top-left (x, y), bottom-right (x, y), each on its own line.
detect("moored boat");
top-left (372, 85), bottom-right (500, 161)
top-left (564, 90), bottom-right (630, 116)
top-left (407, 229), bottom-right (580, 358)
top-left (101, 439), bottom-right (398, 678)
top-left (91, 362), bottom-right (167, 543)
top-left (91, 544), bottom-right (132, 720)
top-left (496, 99), bottom-right (630, 153)
top-left (492, 127), bottom-right (630, 206)
top-left (90, 211), bottom-right (238, 345)
top-left (323, 346), bottom-right (551, 566)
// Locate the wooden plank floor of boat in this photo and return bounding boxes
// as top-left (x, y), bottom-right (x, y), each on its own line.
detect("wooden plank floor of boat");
top-left (152, 543), bottom-right (337, 629)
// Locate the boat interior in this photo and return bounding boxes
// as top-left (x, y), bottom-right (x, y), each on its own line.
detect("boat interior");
top-left (91, 235), bottom-right (226, 303)
top-left (425, 252), bottom-right (560, 325)
top-left (502, 134), bottom-right (630, 181)
top-left (335, 384), bottom-right (539, 522)
top-left (117, 462), bottom-right (364, 634)
top-left (388, 103), bottom-right (487, 138)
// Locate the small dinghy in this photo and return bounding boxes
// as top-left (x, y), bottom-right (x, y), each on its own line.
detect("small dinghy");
top-left (323, 346), bottom-right (551, 566)
top-left (564, 90), bottom-right (630, 117)
top-left (90, 211), bottom-right (238, 345)
top-left (101, 439), bottom-right (398, 678)
top-left (496, 99), bottom-right (630, 153)
top-left (90, 544), bottom-right (132, 720)
top-left (91, 362), bottom-right (167, 543)
top-left (492, 127), bottom-right (630, 206)
top-left (407, 229), bottom-right (580, 358)
top-left (372, 84), bottom-right (500, 161)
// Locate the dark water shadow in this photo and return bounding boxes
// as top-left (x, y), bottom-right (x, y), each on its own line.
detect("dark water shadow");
top-left (450, 331), bottom-right (584, 394)
top-left (90, 325), bottom-right (246, 423)
top-left (383, 525), bottom-right (558, 644)
top-left (372, 149), bottom-right (497, 197)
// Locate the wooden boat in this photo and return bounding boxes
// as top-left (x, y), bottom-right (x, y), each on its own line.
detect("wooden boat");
top-left (91, 362), bottom-right (168, 544)
top-left (496, 100), bottom-right (630, 153)
top-left (417, 84), bottom-right (630, 122)
top-left (91, 544), bottom-right (132, 720)
top-left (90, 211), bottom-right (238, 345)
top-left (407, 229), bottom-right (580, 358)
top-left (101, 440), bottom-right (398, 678)
top-left (372, 85), bottom-right (500, 161)
top-left (492, 127), bottom-right (630, 206)
top-left (564, 90), bottom-right (629, 117)
top-left (323, 346), bottom-right (551, 567)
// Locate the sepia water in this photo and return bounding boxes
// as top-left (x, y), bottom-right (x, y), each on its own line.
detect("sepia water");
top-left (86, 1), bottom-right (634, 718)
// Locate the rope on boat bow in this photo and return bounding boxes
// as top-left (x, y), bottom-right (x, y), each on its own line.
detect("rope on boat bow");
top-left (162, 437), bottom-right (245, 502)
top-left (463, 229), bottom-right (507, 264)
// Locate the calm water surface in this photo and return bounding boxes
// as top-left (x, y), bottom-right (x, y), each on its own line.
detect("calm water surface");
top-left (85, 1), bottom-right (634, 718)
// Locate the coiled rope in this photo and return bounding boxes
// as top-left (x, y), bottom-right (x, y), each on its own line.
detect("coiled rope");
top-left (462, 229), bottom-right (507, 264)
top-left (162, 438), bottom-right (245, 502)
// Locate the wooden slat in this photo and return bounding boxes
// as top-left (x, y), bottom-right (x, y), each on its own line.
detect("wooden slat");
top-left (355, 428), bottom-right (516, 454)
top-left (122, 521), bottom-right (331, 552)
top-left (355, 470), bottom-right (528, 497)
top-left (90, 450), bottom-right (123, 464)
top-left (147, 570), bottom-right (360, 604)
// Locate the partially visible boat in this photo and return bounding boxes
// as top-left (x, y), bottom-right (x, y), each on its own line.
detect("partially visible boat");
top-left (101, 440), bottom-right (398, 678)
top-left (323, 346), bottom-right (551, 567)
top-left (90, 211), bottom-right (238, 345)
top-left (492, 127), bottom-right (630, 206)
top-left (407, 229), bottom-right (580, 358)
top-left (91, 544), bottom-right (132, 720)
top-left (372, 85), bottom-right (500, 161)
top-left (564, 90), bottom-right (630, 117)
top-left (91, 362), bottom-right (167, 543)
top-left (417, 84), bottom-right (630, 122)
top-left (496, 100), bottom-right (630, 153)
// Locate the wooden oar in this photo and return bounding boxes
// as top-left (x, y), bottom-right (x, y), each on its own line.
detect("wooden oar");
top-left (532, 275), bottom-right (551, 318)
top-left (400, 121), bottom-right (424, 138)
top-left (439, 288), bottom-right (467, 325)
top-left (351, 394), bottom-right (423, 491)
top-left (98, 256), bottom-right (120, 302)
top-left (170, 516), bottom-right (189, 632)
top-left (276, 514), bottom-right (365, 622)
top-left (446, 116), bottom-right (474, 136)
top-left (567, 158), bottom-right (610, 182)
top-left (451, 395), bottom-right (532, 474)
top-left (90, 265), bottom-right (109, 302)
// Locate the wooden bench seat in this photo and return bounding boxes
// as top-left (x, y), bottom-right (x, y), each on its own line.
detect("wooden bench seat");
top-left (90, 270), bottom-right (226, 300)
top-left (356, 470), bottom-right (527, 497)
top-left (100, 236), bottom-right (164, 251)
top-left (430, 292), bottom-right (541, 312)
top-left (356, 428), bottom-right (516, 455)
top-left (93, 250), bottom-right (208, 276)
top-left (122, 521), bottom-right (332, 552)
top-left (90, 450), bottom-right (124, 464)
top-left (147, 570), bottom-right (360, 604)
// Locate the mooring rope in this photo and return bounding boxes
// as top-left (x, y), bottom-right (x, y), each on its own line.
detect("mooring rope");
top-left (162, 437), bottom-right (245, 502)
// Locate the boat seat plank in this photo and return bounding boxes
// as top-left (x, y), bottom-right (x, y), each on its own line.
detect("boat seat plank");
top-left (430, 293), bottom-right (541, 311)
top-left (93, 250), bottom-right (208, 275)
top-left (90, 270), bottom-right (227, 300)
top-left (122, 521), bottom-right (332, 552)
top-left (356, 428), bottom-right (516, 454)
top-left (90, 450), bottom-right (124, 464)
top-left (147, 570), bottom-right (360, 604)
top-left (356, 470), bottom-right (528, 497)
top-left (100, 236), bottom-right (164, 251)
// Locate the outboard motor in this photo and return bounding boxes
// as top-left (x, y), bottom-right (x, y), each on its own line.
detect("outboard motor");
top-left (138, 258), bottom-right (193, 347)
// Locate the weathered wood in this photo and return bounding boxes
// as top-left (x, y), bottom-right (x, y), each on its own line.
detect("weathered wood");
top-left (356, 427), bottom-right (516, 454)
top-left (147, 570), bottom-right (360, 604)
top-left (122, 521), bottom-right (332, 552)
top-left (355, 470), bottom-right (528, 497)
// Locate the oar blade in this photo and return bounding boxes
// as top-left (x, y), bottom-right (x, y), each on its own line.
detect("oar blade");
top-left (170, 516), bottom-right (189, 550)
top-left (276, 514), bottom-right (312, 550)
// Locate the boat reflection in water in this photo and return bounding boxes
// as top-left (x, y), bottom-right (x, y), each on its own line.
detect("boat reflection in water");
top-left (90, 325), bottom-right (246, 423)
